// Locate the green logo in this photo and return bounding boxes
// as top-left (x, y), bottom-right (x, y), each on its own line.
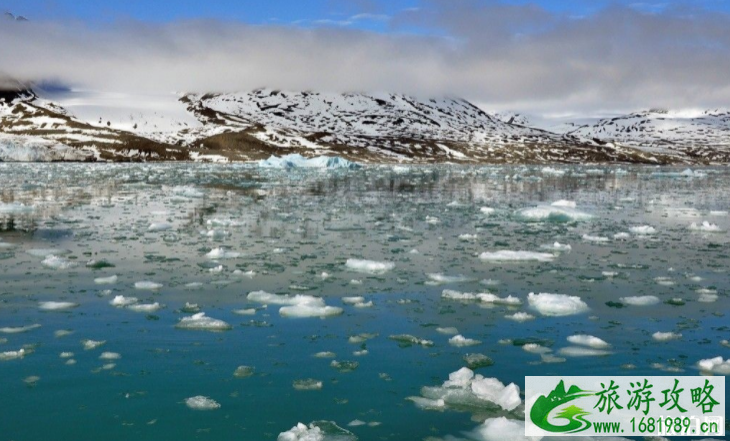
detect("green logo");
top-left (530, 380), bottom-right (595, 433)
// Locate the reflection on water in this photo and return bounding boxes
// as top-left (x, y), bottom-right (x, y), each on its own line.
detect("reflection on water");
top-left (0, 163), bottom-right (728, 441)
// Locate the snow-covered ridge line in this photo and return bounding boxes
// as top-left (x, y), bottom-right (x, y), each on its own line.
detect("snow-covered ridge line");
top-left (1, 87), bottom-right (728, 164)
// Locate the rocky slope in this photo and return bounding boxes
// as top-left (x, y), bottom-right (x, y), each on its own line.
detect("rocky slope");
top-left (0, 86), bottom-right (726, 164)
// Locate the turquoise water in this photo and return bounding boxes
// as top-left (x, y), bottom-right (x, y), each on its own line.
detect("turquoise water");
top-left (0, 164), bottom-right (728, 440)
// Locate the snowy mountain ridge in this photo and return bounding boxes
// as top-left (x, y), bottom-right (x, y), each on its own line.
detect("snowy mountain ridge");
top-left (0, 86), bottom-right (728, 164)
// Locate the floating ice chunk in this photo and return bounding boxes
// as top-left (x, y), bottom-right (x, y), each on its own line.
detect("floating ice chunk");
top-left (232, 308), bottom-right (257, 315)
top-left (0, 202), bottom-right (34, 214)
top-left (697, 289), bottom-right (719, 303)
top-left (480, 207), bottom-right (495, 215)
top-left (527, 293), bottom-right (589, 316)
top-left (449, 335), bottom-right (481, 347)
top-left (233, 366), bottom-right (255, 378)
top-left (517, 205), bottom-right (592, 223)
top-left (181, 302), bottom-right (200, 312)
top-left (630, 225), bottom-right (657, 235)
top-left (24, 376), bottom-right (40, 386)
top-left (582, 234), bottom-right (610, 243)
top-left (558, 346), bottom-right (612, 357)
top-left (42, 255), bottom-right (76, 270)
top-left (697, 357), bottom-right (730, 375)
top-left (613, 232), bottom-right (631, 240)
top-left (425, 216), bottom-right (440, 225)
top-left (39, 301), bottom-right (78, 311)
top-left (505, 312), bottom-right (535, 322)
top-left (185, 396), bottom-right (221, 410)
top-left (205, 247), bottom-right (241, 259)
top-left (54, 330), bottom-right (73, 338)
top-left (653, 332), bottom-right (682, 341)
top-left (260, 154), bottom-right (361, 169)
top-left (0, 348), bottom-right (25, 361)
top-left (134, 281), bottom-right (162, 290)
top-left (522, 344), bottom-right (551, 354)
top-left (110, 295), bottom-right (138, 307)
top-left (277, 421), bottom-right (357, 441)
top-left (94, 275), bottom-right (118, 285)
top-left (689, 221), bottom-right (723, 232)
top-left (619, 295), bottom-right (660, 306)
top-left (479, 251), bottom-right (555, 262)
top-left (458, 234), bottom-right (478, 242)
top-left (280, 304), bottom-right (343, 318)
top-left (175, 313), bottom-right (232, 331)
top-left (82, 339), bottom-right (106, 350)
top-left (99, 352), bottom-right (121, 360)
top-left (0, 324), bottom-right (41, 334)
top-left (541, 167), bottom-right (566, 176)
top-left (293, 379), bottom-right (323, 391)
top-left (128, 302), bottom-right (162, 313)
top-left (60, 352), bottom-right (74, 358)
top-left (567, 334), bottom-right (610, 349)
top-left (314, 352), bottom-right (336, 359)
top-left (342, 297), bottom-right (365, 305)
top-left (148, 223), bottom-right (173, 232)
top-left (330, 360), bottom-right (359, 373)
top-left (412, 367), bottom-right (522, 412)
top-left (248, 291), bottom-right (325, 306)
top-left (389, 334), bottom-right (434, 347)
top-left (172, 186), bottom-right (205, 198)
top-left (345, 259), bottom-right (395, 274)
top-left (540, 242), bottom-right (572, 252)
top-left (469, 417), bottom-right (541, 441)
top-left (27, 248), bottom-right (68, 257)
top-left (551, 200), bottom-right (576, 208)
top-left (654, 276), bottom-right (675, 286)
top-left (427, 273), bottom-right (474, 285)
top-left (441, 290), bottom-right (521, 306)
top-left (436, 327), bottom-right (459, 335)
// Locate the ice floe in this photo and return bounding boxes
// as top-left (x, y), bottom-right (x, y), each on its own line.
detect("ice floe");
top-left (293, 379), bottom-right (323, 391)
top-left (442, 290), bottom-right (521, 306)
top-left (259, 154), bottom-right (361, 170)
top-left (0, 348), bottom-right (26, 361)
top-left (128, 303), bottom-right (162, 313)
top-left (689, 221), bottom-right (723, 232)
top-left (566, 334), bottom-right (610, 349)
top-left (175, 313), bottom-right (232, 331)
top-left (185, 396), bottom-right (221, 410)
top-left (38, 301), bottom-right (78, 311)
top-left (110, 295), bottom-right (138, 307)
top-left (582, 234), bottom-right (610, 243)
top-left (82, 339), bottom-right (106, 350)
top-left (539, 242), bottom-right (571, 252)
top-left (277, 421), bottom-right (356, 441)
top-left (205, 247), bottom-right (242, 259)
top-left (280, 303), bottom-right (343, 318)
top-left (630, 225), bottom-right (657, 235)
top-left (427, 273), bottom-right (474, 285)
top-left (558, 346), bottom-right (612, 357)
top-left (505, 312), bottom-right (535, 322)
top-left (527, 293), bottom-right (589, 316)
top-left (0, 324), bottom-right (41, 334)
top-left (652, 331), bottom-right (682, 341)
top-left (619, 295), bottom-right (660, 306)
top-left (134, 281), bottom-right (163, 290)
top-left (516, 205), bottom-right (592, 223)
top-left (449, 335), bottom-right (481, 347)
top-left (697, 357), bottom-right (730, 375)
top-left (389, 334), bottom-right (434, 347)
top-left (478, 251), bottom-right (555, 262)
top-left (345, 259), bottom-right (395, 274)
top-left (409, 367), bottom-right (521, 412)
top-left (94, 275), bottom-right (118, 285)
top-left (234, 366), bottom-right (255, 378)
top-left (148, 222), bottom-right (173, 232)
top-left (42, 255), bottom-right (76, 270)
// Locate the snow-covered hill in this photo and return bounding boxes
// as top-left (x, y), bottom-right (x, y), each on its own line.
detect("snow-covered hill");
top-left (0, 86), bottom-right (726, 164)
top-left (565, 109), bottom-right (730, 162)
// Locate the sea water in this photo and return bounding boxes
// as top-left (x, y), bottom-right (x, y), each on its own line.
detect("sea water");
top-left (0, 163), bottom-right (728, 440)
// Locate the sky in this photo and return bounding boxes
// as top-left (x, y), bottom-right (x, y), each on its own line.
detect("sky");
top-left (2, 0), bottom-right (730, 116)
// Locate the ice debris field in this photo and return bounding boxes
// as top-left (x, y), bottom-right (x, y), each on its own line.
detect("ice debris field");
top-left (0, 163), bottom-right (729, 441)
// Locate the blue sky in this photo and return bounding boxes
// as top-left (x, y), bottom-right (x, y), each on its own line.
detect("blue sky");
top-left (3, 0), bottom-right (730, 29)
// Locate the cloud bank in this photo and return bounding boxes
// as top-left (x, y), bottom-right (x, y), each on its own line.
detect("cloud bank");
top-left (1, 1), bottom-right (730, 114)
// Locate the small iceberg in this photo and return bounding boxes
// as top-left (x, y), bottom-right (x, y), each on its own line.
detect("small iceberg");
top-left (185, 396), bottom-right (221, 410)
top-left (175, 313), bottom-right (232, 331)
top-left (479, 251), bottom-right (555, 262)
top-left (527, 293), bottom-right (589, 316)
top-left (345, 259), bottom-right (395, 274)
top-left (38, 301), bottom-right (78, 311)
top-left (259, 154), bottom-right (361, 170)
